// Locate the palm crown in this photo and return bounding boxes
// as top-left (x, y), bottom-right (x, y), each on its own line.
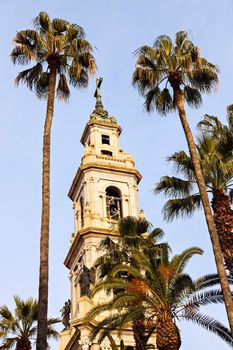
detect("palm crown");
top-left (11, 11), bottom-right (96, 99)
top-left (88, 245), bottom-right (233, 350)
top-left (132, 31), bottom-right (218, 113)
top-left (154, 112), bottom-right (233, 276)
top-left (155, 132), bottom-right (233, 220)
top-left (0, 296), bottom-right (59, 350)
top-left (88, 216), bottom-right (168, 350)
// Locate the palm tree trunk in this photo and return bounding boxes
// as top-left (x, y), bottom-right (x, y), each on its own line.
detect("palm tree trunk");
top-left (212, 189), bottom-right (233, 276)
top-left (16, 337), bottom-right (32, 350)
top-left (132, 320), bottom-right (147, 350)
top-left (156, 316), bottom-right (181, 350)
top-left (174, 86), bottom-right (233, 335)
top-left (36, 66), bottom-right (57, 350)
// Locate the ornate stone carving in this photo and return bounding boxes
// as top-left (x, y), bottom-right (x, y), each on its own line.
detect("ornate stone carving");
top-left (100, 342), bottom-right (111, 350)
top-left (60, 299), bottom-right (71, 331)
top-left (80, 336), bottom-right (92, 350)
top-left (79, 265), bottom-right (95, 297)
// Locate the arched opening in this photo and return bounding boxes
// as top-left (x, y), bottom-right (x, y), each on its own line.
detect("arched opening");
top-left (106, 186), bottom-right (122, 220)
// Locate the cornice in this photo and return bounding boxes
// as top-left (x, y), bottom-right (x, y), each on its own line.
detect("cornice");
top-left (68, 163), bottom-right (142, 201)
top-left (64, 227), bottom-right (118, 269)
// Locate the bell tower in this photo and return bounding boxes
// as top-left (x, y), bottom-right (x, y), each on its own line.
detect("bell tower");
top-left (59, 78), bottom-right (142, 350)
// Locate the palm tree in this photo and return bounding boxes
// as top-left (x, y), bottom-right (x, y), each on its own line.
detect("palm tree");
top-left (155, 112), bottom-right (233, 276)
top-left (0, 296), bottom-right (59, 350)
top-left (88, 246), bottom-right (233, 350)
top-left (93, 216), bottom-right (167, 350)
top-left (11, 12), bottom-right (96, 350)
top-left (132, 31), bottom-right (233, 333)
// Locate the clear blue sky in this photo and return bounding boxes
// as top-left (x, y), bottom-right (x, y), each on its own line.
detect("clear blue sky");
top-left (0, 0), bottom-right (233, 349)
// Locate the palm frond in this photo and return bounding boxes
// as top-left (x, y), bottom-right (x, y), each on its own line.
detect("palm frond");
top-left (149, 227), bottom-right (165, 241)
top-left (33, 12), bottom-right (51, 33)
top-left (110, 264), bottom-right (143, 280)
top-left (169, 273), bottom-right (194, 305)
top-left (185, 289), bottom-right (229, 309)
top-left (175, 31), bottom-right (192, 52)
top-left (52, 18), bottom-right (68, 34)
top-left (15, 63), bottom-right (43, 90)
top-left (227, 104), bottom-right (233, 130)
top-left (143, 86), bottom-right (160, 110)
top-left (184, 85), bottom-right (202, 108)
top-left (154, 176), bottom-right (193, 198)
top-left (0, 306), bottom-right (14, 322)
top-left (35, 72), bottom-right (49, 99)
top-left (0, 337), bottom-right (17, 349)
top-left (167, 151), bottom-right (194, 179)
top-left (91, 278), bottom-right (128, 297)
top-left (193, 274), bottom-right (223, 290)
top-left (183, 312), bottom-right (233, 346)
top-left (171, 247), bottom-right (203, 275)
top-left (196, 134), bottom-right (215, 156)
top-left (66, 24), bottom-right (85, 41)
top-left (153, 35), bottom-right (172, 52)
top-left (197, 114), bottom-right (222, 133)
top-left (119, 216), bottom-right (146, 237)
top-left (57, 74), bottom-right (70, 101)
top-left (189, 66), bottom-right (219, 93)
top-left (11, 45), bottom-right (36, 65)
top-left (162, 194), bottom-right (202, 221)
top-left (89, 314), bottom-right (119, 341)
top-left (151, 88), bottom-right (174, 115)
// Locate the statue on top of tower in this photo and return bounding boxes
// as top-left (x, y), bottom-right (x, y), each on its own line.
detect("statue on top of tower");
top-left (94, 77), bottom-right (103, 101)
top-left (91, 77), bottom-right (116, 122)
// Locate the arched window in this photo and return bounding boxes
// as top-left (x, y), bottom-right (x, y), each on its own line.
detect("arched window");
top-left (80, 197), bottom-right (84, 228)
top-left (106, 186), bottom-right (122, 220)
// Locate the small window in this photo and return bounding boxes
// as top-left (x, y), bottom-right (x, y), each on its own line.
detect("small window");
top-left (101, 150), bottom-right (113, 156)
top-left (102, 134), bottom-right (110, 145)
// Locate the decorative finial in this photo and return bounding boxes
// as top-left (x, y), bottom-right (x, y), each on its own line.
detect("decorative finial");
top-left (91, 77), bottom-right (116, 121)
top-left (94, 77), bottom-right (104, 111)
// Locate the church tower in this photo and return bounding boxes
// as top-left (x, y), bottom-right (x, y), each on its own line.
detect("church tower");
top-left (59, 78), bottom-right (143, 350)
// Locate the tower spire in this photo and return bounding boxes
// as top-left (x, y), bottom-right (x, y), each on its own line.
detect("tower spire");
top-left (92, 77), bottom-right (109, 118)
top-left (94, 77), bottom-right (104, 111)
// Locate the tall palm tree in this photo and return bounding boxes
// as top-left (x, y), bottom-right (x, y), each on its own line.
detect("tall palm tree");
top-left (155, 113), bottom-right (233, 276)
top-left (88, 246), bottom-right (233, 350)
top-left (11, 12), bottom-right (96, 350)
top-left (0, 296), bottom-right (59, 350)
top-left (93, 216), bottom-right (167, 350)
top-left (132, 31), bottom-right (233, 333)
